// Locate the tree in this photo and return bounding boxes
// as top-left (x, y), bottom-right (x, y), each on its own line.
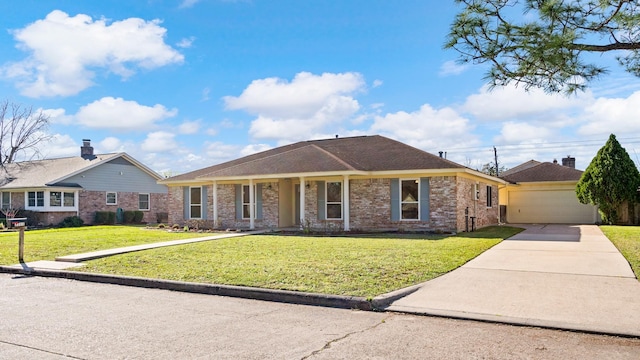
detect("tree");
top-left (0, 100), bottom-right (51, 165)
top-left (446, 0), bottom-right (640, 94)
top-left (479, 162), bottom-right (508, 176)
top-left (576, 134), bottom-right (640, 224)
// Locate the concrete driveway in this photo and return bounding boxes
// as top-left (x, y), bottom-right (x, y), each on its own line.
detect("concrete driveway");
top-left (386, 224), bottom-right (640, 337)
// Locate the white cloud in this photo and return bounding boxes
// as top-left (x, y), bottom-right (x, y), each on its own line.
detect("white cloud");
top-left (2, 10), bottom-right (183, 97)
top-left (177, 36), bottom-right (195, 48)
top-left (578, 91), bottom-right (640, 136)
top-left (462, 84), bottom-right (589, 122)
top-left (372, 79), bottom-right (383, 88)
top-left (205, 141), bottom-right (241, 164)
top-left (439, 60), bottom-right (469, 76)
top-left (206, 128), bottom-right (218, 136)
top-left (178, 120), bottom-right (201, 134)
top-left (240, 143), bottom-right (272, 156)
top-left (41, 108), bottom-right (73, 125)
top-left (39, 133), bottom-right (79, 159)
top-left (141, 131), bottom-right (178, 152)
top-left (370, 104), bottom-right (478, 152)
top-left (98, 137), bottom-right (123, 152)
top-left (76, 97), bottom-right (177, 131)
top-left (224, 72), bottom-right (365, 142)
top-left (493, 122), bottom-right (553, 144)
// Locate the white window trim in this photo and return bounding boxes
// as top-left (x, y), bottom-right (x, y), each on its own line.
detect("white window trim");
top-left (189, 186), bottom-right (202, 219)
top-left (49, 191), bottom-right (75, 208)
top-left (139, 193), bottom-right (150, 211)
top-left (242, 184), bottom-right (257, 220)
top-left (400, 179), bottom-right (420, 221)
top-left (1, 191), bottom-right (11, 210)
top-left (325, 181), bottom-right (343, 220)
top-left (106, 192), bottom-right (117, 205)
top-left (24, 190), bottom-right (78, 212)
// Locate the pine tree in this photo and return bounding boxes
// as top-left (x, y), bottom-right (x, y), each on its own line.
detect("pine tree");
top-left (576, 134), bottom-right (640, 224)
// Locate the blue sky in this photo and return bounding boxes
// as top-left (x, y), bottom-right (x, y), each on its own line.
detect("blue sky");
top-left (1, 0), bottom-right (639, 175)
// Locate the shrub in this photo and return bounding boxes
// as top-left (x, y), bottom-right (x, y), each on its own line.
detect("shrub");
top-left (123, 211), bottom-right (136, 223)
top-left (158, 223), bottom-right (166, 229)
top-left (133, 211), bottom-right (144, 223)
top-left (17, 209), bottom-right (41, 227)
top-left (94, 211), bottom-right (116, 225)
top-left (172, 224), bottom-right (180, 230)
top-left (59, 216), bottom-right (84, 228)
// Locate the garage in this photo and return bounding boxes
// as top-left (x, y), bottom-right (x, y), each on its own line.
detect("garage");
top-left (506, 188), bottom-right (597, 224)
top-left (499, 159), bottom-right (599, 224)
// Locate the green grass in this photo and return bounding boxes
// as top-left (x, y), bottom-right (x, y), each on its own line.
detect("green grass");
top-left (0, 226), bottom-right (206, 265)
top-left (78, 226), bottom-right (523, 297)
top-left (601, 225), bottom-right (640, 280)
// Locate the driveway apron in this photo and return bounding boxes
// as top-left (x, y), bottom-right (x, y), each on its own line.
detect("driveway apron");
top-left (386, 224), bottom-right (640, 337)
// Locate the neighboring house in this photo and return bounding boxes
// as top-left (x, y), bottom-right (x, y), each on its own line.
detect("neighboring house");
top-left (499, 157), bottom-right (599, 224)
top-left (0, 140), bottom-right (168, 226)
top-left (160, 135), bottom-right (505, 233)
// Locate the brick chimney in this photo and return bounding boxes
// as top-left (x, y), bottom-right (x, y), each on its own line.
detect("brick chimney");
top-left (81, 139), bottom-right (94, 158)
top-left (562, 155), bottom-right (575, 169)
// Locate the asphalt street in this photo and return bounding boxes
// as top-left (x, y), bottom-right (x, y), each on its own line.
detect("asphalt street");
top-left (1, 274), bottom-right (639, 359)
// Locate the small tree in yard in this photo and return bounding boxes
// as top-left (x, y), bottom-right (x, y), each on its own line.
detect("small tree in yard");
top-left (576, 134), bottom-right (640, 224)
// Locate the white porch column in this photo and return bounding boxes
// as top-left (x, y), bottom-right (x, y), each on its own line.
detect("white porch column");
top-left (212, 180), bottom-right (218, 228)
top-left (343, 175), bottom-right (350, 231)
top-left (249, 178), bottom-right (255, 230)
top-left (299, 177), bottom-right (305, 229)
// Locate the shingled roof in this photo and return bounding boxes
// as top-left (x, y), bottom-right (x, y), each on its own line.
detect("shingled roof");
top-left (0, 153), bottom-right (161, 189)
top-left (501, 162), bottom-right (583, 183)
top-left (163, 135), bottom-right (466, 182)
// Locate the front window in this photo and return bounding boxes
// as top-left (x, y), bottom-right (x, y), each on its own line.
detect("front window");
top-left (326, 182), bottom-right (342, 219)
top-left (139, 193), bottom-right (150, 211)
top-left (486, 186), bottom-right (493, 207)
top-left (28, 191), bottom-right (44, 207)
top-left (64, 192), bottom-right (75, 207)
top-left (242, 185), bottom-right (256, 219)
top-left (190, 187), bottom-right (202, 219)
top-left (401, 179), bottom-right (419, 220)
top-left (106, 192), bottom-right (117, 205)
top-left (50, 192), bottom-right (62, 206)
top-left (1, 192), bottom-right (10, 210)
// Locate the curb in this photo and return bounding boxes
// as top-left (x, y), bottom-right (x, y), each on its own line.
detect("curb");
top-left (371, 283), bottom-right (423, 309)
top-left (0, 266), bottom-right (373, 311)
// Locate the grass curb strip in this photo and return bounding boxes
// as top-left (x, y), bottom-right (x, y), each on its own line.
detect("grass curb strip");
top-left (0, 266), bottom-right (374, 311)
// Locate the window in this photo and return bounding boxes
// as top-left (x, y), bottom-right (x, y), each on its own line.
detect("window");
top-left (190, 187), bottom-right (202, 218)
top-left (486, 186), bottom-right (493, 207)
top-left (63, 192), bottom-right (75, 207)
top-left (28, 191), bottom-right (44, 207)
top-left (1, 192), bottom-right (10, 210)
top-left (326, 182), bottom-right (342, 219)
top-left (242, 185), bottom-right (256, 219)
top-left (106, 192), bottom-right (117, 205)
top-left (401, 179), bottom-right (419, 220)
top-left (50, 192), bottom-right (62, 206)
top-left (139, 193), bottom-right (150, 211)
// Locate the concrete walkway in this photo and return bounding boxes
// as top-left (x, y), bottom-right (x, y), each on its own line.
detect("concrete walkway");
top-left (11, 230), bottom-right (268, 270)
top-left (386, 224), bottom-right (640, 337)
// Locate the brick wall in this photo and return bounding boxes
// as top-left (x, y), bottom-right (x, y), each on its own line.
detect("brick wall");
top-left (79, 190), bottom-right (167, 224)
top-left (429, 176), bottom-right (458, 231)
top-left (167, 186), bottom-right (184, 225)
top-left (350, 178), bottom-right (391, 230)
top-left (455, 178), bottom-right (499, 232)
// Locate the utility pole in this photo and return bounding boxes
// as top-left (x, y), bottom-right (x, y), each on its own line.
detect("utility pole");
top-left (493, 146), bottom-right (499, 177)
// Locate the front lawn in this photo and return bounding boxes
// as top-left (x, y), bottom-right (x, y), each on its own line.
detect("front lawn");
top-left (78, 226), bottom-right (523, 297)
top-left (600, 225), bottom-right (640, 280)
top-left (0, 226), bottom-right (205, 266)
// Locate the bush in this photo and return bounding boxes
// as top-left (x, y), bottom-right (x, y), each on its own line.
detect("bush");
top-left (158, 223), bottom-right (166, 229)
top-left (59, 216), bottom-right (84, 228)
top-left (133, 211), bottom-right (144, 223)
top-left (123, 211), bottom-right (136, 224)
top-left (94, 211), bottom-right (116, 225)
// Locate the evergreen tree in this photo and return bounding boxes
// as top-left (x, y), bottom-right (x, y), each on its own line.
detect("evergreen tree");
top-left (576, 134), bottom-right (640, 224)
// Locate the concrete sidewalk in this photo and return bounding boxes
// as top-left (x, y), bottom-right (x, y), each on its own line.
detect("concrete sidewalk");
top-left (386, 224), bottom-right (640, 337)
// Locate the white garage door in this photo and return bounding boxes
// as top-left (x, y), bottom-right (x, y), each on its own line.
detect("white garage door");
top-left (507, 189), bottom-right (596, 224)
